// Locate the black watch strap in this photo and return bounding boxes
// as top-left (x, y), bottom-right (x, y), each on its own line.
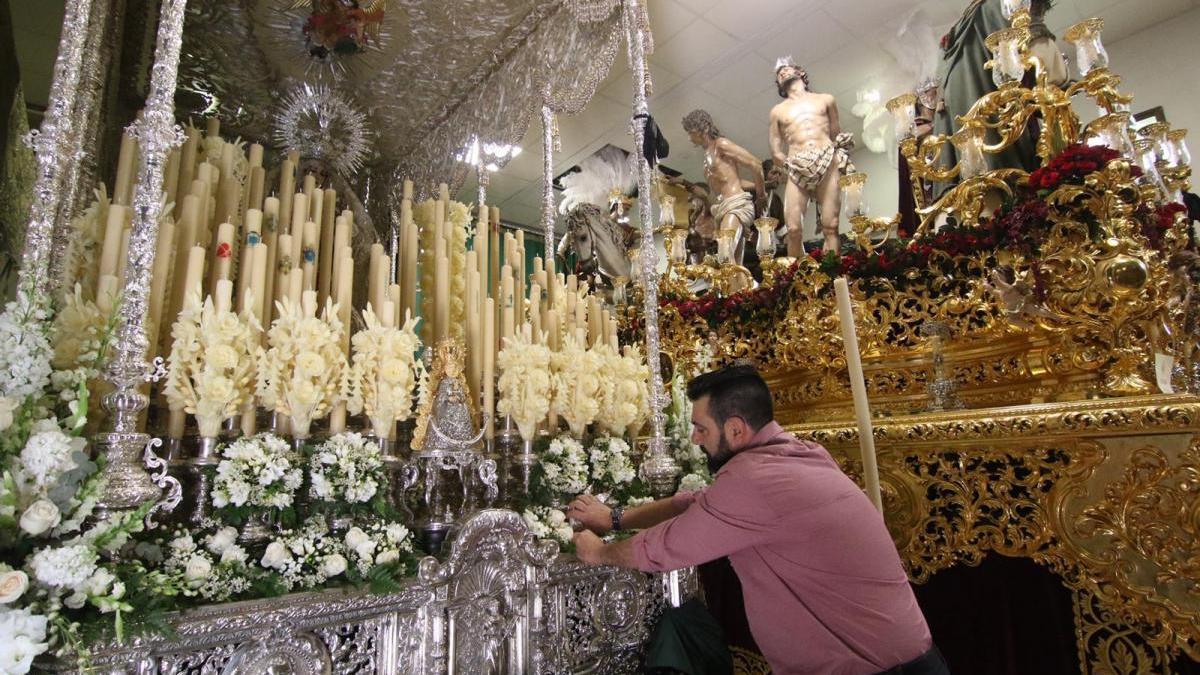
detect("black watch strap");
top-left (610, 506), bottom-right (624, 532)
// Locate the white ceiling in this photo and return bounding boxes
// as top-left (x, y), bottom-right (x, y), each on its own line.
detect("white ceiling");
top-left (465, 0), bottom-right (1200, 229)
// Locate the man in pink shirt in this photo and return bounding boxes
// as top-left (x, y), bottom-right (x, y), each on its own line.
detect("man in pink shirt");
top-left (569, 365), bottom-right (948, 674)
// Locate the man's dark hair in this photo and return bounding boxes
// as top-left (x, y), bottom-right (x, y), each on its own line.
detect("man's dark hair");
top-left (686, 364), bottom-right (774, 431)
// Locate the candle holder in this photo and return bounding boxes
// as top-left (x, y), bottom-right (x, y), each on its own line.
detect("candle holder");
top-left (920, 322), bottom-right (965, 412)
top-left (1133, 139), bottom-right (1168, 198)
top-left (628, 246), bottom-right (643, 287)
top-left (754, 217), bottom-right (779, 260)
top-left (1064, 18), bottom-right (1109, 78)
top-left (952, 125), bottom-right (988, 180)
top-left (1087, 111), bottom-right (1135, 158)
top-left (612, 276), bottom-right (630, 306)
top-left (984, 27), bottom-right (1029, 88)
top-left (1140, 122), bottom-right (1177, 168)
top-left (1169, 129), bottom-right (1191, 168)
top-left (885, 93), bottom-right (917, 143)
top-left (716, 228), bottom-right (736, 266)
top-left (667, 227), bottom-right (689, 266)
top-left (839, 172), bottom-right (868, 219)
top-left (1001, 0), bottom-right (1031, 20)
top-left (638, 436), bottom-right (680, 498)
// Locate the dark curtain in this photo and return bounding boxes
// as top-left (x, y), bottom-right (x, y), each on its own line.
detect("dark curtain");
top-left (913, 554), bottom-right (1079, 675)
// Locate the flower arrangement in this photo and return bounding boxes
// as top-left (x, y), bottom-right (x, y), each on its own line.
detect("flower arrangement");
top-left (257, 294), bottom-right (348, 439)
top-left (595, 344), bottom-right (651, 436)
top-left (258, 516), bottom-right (349, 591)
top-left (346, 307), bottom-right (421, 438)
top-left (496, 330), bottom-right (553, 441)
top-left (667, 372), bottom-right (712, 491)
top-left (550, 335), bottom-right (604, 437)
top-left (159, 525), bottom-right (257, 603)
top-left (1027, 143), bottom-right (1125, 193)
top-left (342, 521), bottom-right (414, 577)
top-left (50, 284), bottom-right (118, 404)
top-left (521, 506), bottom-right (575, 546)
top-left (164, 291), bottom-right (260, 438)
top-left (537, 436), bottom-right (589, 501)
top-left (211, 433), bottom-right (303, 518)
top-left (301, 0), bottom-right (385, 60)
top-left (660, 259), bottom-right (801, 330)
top-left (308, 433), bottom-right (386, 512)
top-left (588, 435), bottom-right (648, 504)
top-left (0, 292), bottom-right (53, 402)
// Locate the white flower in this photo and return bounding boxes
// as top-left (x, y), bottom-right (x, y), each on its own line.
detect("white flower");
top-left (19, 428), bottom-right (83, 487)
top-left (375, 549), bottom-right (399, 565)
top-left (63, 592), bottom-right (86, 609)
top-left (320, 553), bottom-right (347, 578)
top-left (353, 540), bottom-right (377, 561)
top-left (295, 351), bottom-right (326, 377)
top-left (220, 545), bottom-right (248, 565)
top-left (184, 555), bottom-right (212, 584)
top-left (84, 568), bottom-right (115, 597)
top-left (169, 534), bottom-right (197, 555)
top-left (679, 472), bottom-right (709, 492)
top-left (261, 541), bottom-right (292, 569)
top-left (0, 396), bottom-right (17, 433)
top-left (344, 527), bottom-right (370, 550)
top-left (204, 527), bottom-right (239, 555)
top-left (28, 544), bottom-right (98, 591)
top-left (385, 523), bottom-right (409, 544)
top-left (0, 571), bottom-right (29, 604)
top-left (206, 344), bottom-right (239, 371)
top-left (18, 500), bottom-right (61, 537)
top-left (0, 606), bottom-right (49, 675)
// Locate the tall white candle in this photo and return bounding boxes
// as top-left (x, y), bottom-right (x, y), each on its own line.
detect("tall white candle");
top-left (833, 277), bottom-right (883, 513)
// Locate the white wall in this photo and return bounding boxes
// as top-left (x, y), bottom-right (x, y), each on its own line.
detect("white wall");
top-left (852, 7), bottom-right (1200, 229)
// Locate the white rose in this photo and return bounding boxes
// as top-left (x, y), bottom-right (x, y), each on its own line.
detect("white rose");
top-left (547, 509), bottom-right (567, 527)
top-left (220, 545), bottom-right (248, 565)
top-left (555, 525), bottom-right (574, 542)
top-left (375, 550), bottom-right (399, 565)
top-left (353, 540), bottom-right (377, 561)
top-left (344, 527), bottom-right (370, 550)
top-left (295, 351), bottom-right (326, 377)
top-left (207, 344), bottom-right (240, 371)
top-left (18, 500), bottom-right (61, 536)
top-left (261, 541), bottom-right (292, 569)
top-left (205, 527), bottom-right (239, 555)
top-left (0, 396), bottom-right (17, 433)
top-left (184, 555), bottom-right (212, 584)
top-left (320, 553), bottom-right (347, 578)
top-left (291, 380), bottom-right (321, 408)
top-left (0, 570), bottom-right (29, 603)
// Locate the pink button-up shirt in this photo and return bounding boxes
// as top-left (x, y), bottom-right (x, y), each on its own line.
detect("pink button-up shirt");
top-left (631, 422), bottom-right (931, 674)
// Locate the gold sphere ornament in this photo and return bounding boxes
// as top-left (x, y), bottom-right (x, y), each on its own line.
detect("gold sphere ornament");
top-left (1104, 254), bottom-right (1149, 295)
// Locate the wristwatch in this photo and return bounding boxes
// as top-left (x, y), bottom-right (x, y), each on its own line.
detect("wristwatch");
top-left (610, 506), bottom-right (624, 533)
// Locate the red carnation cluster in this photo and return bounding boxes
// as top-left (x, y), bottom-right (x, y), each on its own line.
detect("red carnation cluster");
top-left (661, 260), bottom-right (801, 329)
top-left (1028, 143), bottom-right (1123, 192)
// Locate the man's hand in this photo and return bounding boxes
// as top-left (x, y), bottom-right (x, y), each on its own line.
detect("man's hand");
top-left (566, 493), bottom-right (611, 535)
top-left (573, 530), bottom-right (606, 565)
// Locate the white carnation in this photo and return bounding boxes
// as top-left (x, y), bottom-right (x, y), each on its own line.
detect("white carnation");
top-left (28, 544), bottom-right (98, 591)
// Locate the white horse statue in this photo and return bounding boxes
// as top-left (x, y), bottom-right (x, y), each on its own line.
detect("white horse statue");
top-left (556, 203), bottom-right (631, 286)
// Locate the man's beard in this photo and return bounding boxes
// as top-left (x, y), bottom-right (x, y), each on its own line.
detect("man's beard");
top-left (706, 432), bottom-right (735, 473)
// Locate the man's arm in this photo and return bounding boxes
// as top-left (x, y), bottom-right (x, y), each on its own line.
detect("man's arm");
top-left (574, 530), bottom-right (636, 568)
top-left (566, 493), bottom-right (690, 535)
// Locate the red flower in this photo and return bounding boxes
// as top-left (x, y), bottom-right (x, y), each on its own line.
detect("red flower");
top-left (216, 242), bottom-right (232, 259)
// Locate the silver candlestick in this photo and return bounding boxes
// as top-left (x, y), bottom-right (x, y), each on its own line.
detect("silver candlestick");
top-left (920, 321), bottom-right (964, 412)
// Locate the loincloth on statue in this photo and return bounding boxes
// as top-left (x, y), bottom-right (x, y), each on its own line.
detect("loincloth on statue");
top-left (710, 191), bottom-right (755, 229)
top-left (785, 144), bottom-right (836, 191)
top-left (784, 133), bottom-right (855, 191)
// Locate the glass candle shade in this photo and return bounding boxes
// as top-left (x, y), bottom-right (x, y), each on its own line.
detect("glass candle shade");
top-left (1169, 129), bottom-right (1191, 168)
top-left (1140, 122), bottom-right (1177, 167)
top-left (668, 227), bottom-right (688, 265)
top-left (715, 229), bottom-right (735, 266)
top-left (952, 126), bottom-right (987, 179)
top-left (754, 217), bottom-right (779, 259)
top-left (885, 93), bottom-right (917, 143)
top-left (1088, 112), bottom-right (1134, 158)
top-left (1001, 0), bottom-right (1031, 20)
top-left (658, 194), bottom-right (676, 229)
top-left (839, 172), bottom-right (868, 219)
top-left (1064, 18), bottom-right (1109, 77)
top-left (627, 246), bottom-right (642, 286)
top-left (1133, 139), bottom-right (1168, 196)
top-left (985, 28), bottom-right (1027, 87)
top-left (612, 276), bottom-right (629, 306)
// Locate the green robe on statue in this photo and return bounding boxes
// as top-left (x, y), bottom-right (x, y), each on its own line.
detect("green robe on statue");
top-left (933, 0), bottom-right (1051, 196)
